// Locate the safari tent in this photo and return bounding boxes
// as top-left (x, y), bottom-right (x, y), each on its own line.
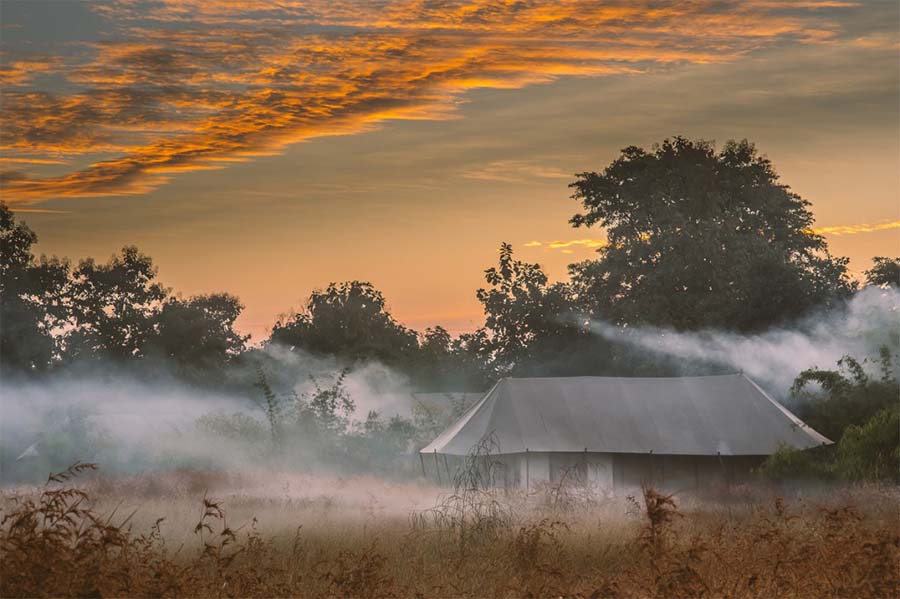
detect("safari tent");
top-left (420, 374), bottom-right (830, 490)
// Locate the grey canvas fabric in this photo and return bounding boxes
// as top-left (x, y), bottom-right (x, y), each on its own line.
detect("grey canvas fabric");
top-left (421, 374), bottom-right (830, 456)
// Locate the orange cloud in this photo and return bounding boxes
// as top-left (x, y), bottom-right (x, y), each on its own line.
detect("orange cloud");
top-left (524, 238), bottom-right (607, 251)
top-left (1, 0), bottom-right (861, 204)
top-left (523, 222), bottom-right (900, 255)
top-left (810, 221), bottom-right (900, 236)
top-left (0, 55), bottom-right (62, 86)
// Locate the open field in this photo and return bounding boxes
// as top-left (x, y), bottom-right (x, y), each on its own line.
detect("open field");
top-left (2, 466), bottom-right (898, 598)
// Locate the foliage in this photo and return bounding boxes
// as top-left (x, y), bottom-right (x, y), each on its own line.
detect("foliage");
top-left (198, 368), bottom-right (419, 474)
top-left (476, 243), bottom-right (588, 375)
top-left (269, 281), bottom-right (418, 367)
top-left (756, 444), bottom-right (834, 482)
top-left (148, 293), bottom-right (249, 373)
top-left (195, 411), bottom-right (268, 445)
top-left (64, 246), bottom-right (169, 361)
top-left (865, 257), bottom-right (900, 288)
top-left (1, 205), bottom-right (250, 384)
top-left (760, 349), bottom-right (900, 483)
top-left (791, 349), bottom-right (898, 443)
top-left (834, 405), bottom-right (899, 483)
top-left (297, 368), bottom-right (355, 437)
top-left (0, 203), bottom-right (70, 374)
top-left (569, 137), bottom-right (855, 331)
top-left (410, 326), bottom-right (491, 391)
top-left (254, 367), bottom-right (285, 448)
top-left (414, 433), bottom-right (513, 551)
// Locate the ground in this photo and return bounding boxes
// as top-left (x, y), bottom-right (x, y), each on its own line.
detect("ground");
top-left (1, 467), bottom-right (898, 598)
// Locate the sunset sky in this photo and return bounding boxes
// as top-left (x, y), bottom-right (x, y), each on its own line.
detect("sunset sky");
top-left (2, 0), bottom-right (898, 340)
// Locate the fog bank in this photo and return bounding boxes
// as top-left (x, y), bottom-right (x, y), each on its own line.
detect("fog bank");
top-left (0, 347), bottom-right (416, 484)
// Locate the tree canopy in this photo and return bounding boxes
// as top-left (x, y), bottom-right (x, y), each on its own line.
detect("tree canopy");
top-left (64, 246), bottom-right (168, 362)
top-left (0, 204), bottom-right (69, 374)
top-left (0, 137), bottom-right (894, 401)
top-left (569, 137), bottom-right (856, 331)
top-left (475, 243), bottom-right (600, 376)
top-left (269, 281), bottom-right (419, 366)
top-left (865, 257), bottom-right (900, 288)
top-left (147, 293), bottom-right (249, 373)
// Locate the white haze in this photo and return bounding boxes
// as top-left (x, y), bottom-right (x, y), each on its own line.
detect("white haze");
top-left (589, 286), bottom-right (900, 396)
top-left (0, 346), bottom-right (415, 482)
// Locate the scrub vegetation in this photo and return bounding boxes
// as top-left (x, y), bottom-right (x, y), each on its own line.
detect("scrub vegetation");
top-left (1, 464), bottom-right (898, 598)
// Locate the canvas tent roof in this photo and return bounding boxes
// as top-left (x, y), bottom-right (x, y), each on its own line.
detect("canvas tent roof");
top-left (411, 392), bottom-right (483, 413)
top-left (420, 374), bottom-right (830, 456)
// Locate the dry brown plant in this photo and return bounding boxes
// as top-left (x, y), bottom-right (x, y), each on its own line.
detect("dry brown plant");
top-left (1, 464), bottom-right (898, 598)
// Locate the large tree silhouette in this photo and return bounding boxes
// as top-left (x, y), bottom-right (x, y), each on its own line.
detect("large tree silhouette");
top-left (64, 246), bottom-right (168, 361)
top-left (0, 204), bottom-right (69, 374)
top-left (476, 243), bottom-right (588, 375)
top-left (569, 137), bottom-right (855, 331)
top-left (269, 281), bottom-right (418, 366)
top-left (865, 257), bottom-right (900, 288)
top-left (147, 293), bottom-right (249, 374)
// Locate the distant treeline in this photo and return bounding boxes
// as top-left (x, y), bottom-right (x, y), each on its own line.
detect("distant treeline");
top-left (3, 137), bottom-right (899, 481)
top-left (4, 138), bottom-right (897, 389)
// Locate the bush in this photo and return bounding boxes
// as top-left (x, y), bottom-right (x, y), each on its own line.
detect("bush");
top-left (761, 349), bottom-right (900, 484)
top-left (757, 443), bottom-right (834, 482)
top-left (835, 405), bottom-right (900, 483)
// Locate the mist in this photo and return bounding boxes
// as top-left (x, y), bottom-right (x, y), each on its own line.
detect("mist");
top-left (588, 286), bottom-right (900, 396)
top-left (0, 346), bottom-right (419, 484)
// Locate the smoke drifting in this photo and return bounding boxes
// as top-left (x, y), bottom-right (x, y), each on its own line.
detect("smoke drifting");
top-left (589, 286), bottom-right (900, 395)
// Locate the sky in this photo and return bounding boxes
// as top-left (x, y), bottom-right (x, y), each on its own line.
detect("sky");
top-left (1, 0), bottom-right (898, 341)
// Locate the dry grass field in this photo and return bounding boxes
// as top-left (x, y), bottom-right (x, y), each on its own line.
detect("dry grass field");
top-left (2, 464), bottom-right (898, 598)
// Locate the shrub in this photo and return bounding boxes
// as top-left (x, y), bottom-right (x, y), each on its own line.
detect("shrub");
top-left (835, 405), bottom-right (900, 483)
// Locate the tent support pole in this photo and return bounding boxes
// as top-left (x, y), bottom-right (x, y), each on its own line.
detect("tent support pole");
top-left (583, 448), bottom-right (588, 488)
top-left (419, 452), bottom-right (426, 479)
top-left (442, 454), bottom-right (452, 486)
top-left (716, 451), bottom-right (729, 490)
top-left (434, 449), bottom-right (441, 487)
top-left (526, 448), bottom-right (530, 492)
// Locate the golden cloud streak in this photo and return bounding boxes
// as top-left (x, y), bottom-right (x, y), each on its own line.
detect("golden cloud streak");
top-left (0, 0), bottom-right (860, 204)
top-left (810, 221), bottom-right (900, 236)
top-left (524, 238), bottom-right (607, 251)
top-left (524, 221), bottom-right (900, 255)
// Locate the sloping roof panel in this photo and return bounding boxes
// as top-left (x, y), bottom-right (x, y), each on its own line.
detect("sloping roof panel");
top-left (421, 374), bottom-right (830, 456)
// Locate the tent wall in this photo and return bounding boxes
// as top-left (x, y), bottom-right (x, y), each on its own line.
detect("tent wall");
top-left (501, 452), bottom-right (764, 491)
top-left (613, 454), bottom-right (764, 490)
top-left (611, 453), bottom-right (764, 490)
top-left (424, 451), bottom-right (764, 491)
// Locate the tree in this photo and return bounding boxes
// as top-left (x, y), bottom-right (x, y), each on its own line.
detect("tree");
top-left (64, 246), bottom-right (168, 361)
top-left (790, 349), bottom-right (898, 443)
top-left (409, 326), bottom-right (491, 391)
top-left (569, 137), bottom-right (855, 331)
top-left (269, 281), bottom-right (418, 366)
top-left (864, 257), bottom-right (900, 288)
top-left (760, 350), bottom-right (899, 483)
top-left (476, 243), bottom-right (591, 375)
top-left (834, 405), bottom-right (899, 483)
top-left (0, 203), bottom-right (69, 374)
top-left (147, 293), bottom-right (248, 374)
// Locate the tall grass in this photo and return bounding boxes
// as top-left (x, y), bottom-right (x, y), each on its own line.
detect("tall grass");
top-left (1, 465), bottom-right (898, 598)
